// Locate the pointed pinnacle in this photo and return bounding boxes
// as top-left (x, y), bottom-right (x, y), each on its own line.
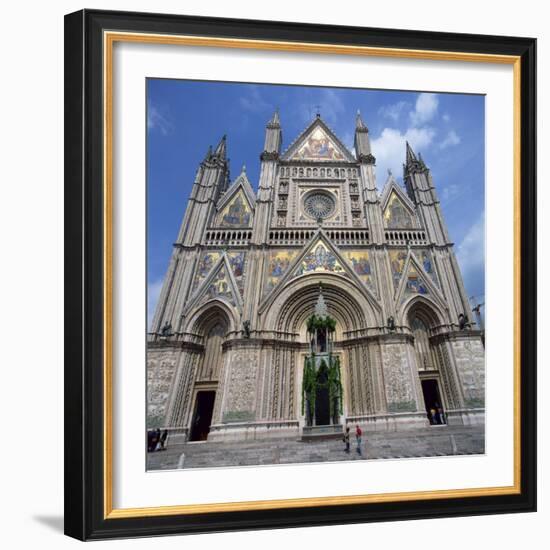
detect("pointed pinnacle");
top-left (356, 109), bottom-right (367, 130)
top-left (267, 108), bottom-right (281, 128)
top-left (214, 134), bottom-right (227, 157)
top-left (406, 141), bottom-right (418, 163)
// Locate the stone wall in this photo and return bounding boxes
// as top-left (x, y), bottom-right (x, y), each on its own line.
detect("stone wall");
top-left (220, 345), bottom-right (261, 423)
top-left (451, 335), bottom-right (485, 408)
top-left (146, 346), bottom-right (180, 428)
top-left (380, 339), bottom-right (418, 413)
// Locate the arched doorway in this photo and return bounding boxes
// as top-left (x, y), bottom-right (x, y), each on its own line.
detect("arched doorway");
top-left (189, 310), bottom-right (229, 441)
top-left (262, 275), bottom-right (381, 427)
top-left (408, 303), bottom-right (447, 425)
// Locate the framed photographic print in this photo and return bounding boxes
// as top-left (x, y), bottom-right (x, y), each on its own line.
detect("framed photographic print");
top-left (64, 9), bottom-right (536, 541)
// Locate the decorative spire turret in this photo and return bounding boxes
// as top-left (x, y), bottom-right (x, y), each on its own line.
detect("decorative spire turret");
top-left (267, 108), bottom-right (280, 128)
top-left (314, 285), bottom-right (328, 319)
top-left (354, 110), bottom-right (375, 164)
top-left (406, 141), bottom-right (417, 164)
top-left (404, 141), bottom-right (428, 178)
top-left (355, 109), bottom-right (368, 131)
top-left (262, 108), bottom-right (282, 159)
top-left (213, 134), bottom-right (227, 158)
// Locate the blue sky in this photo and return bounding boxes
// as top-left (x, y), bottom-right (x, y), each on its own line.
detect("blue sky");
top-left (147, 80), bottom-right (485, 326)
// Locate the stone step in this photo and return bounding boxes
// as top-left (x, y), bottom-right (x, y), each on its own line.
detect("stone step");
top-left (147, 425), bottom-right (485, 470)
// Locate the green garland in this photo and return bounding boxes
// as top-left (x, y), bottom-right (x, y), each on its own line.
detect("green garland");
top-left (306, 314), bottom-right (336, 333)
top-left (301, 355), bottom-right (343, 423)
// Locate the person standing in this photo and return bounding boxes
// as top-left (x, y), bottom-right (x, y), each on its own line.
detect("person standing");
top-left (355, 424), bottom-right (363, 455)
top-left (343, 426), bottom-right (350, 453)
top-left (159, 429), bottom-right (168, 450)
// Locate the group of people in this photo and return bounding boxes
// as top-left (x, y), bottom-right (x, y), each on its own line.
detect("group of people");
top-left (343, 424), bottom-right (364, 456)
top-left (147, 428), bottom-right (168, 452)
top-left (429, 404), bottom-right (447, 425)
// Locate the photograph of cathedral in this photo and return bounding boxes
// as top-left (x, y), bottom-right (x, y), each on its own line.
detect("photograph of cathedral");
top-left (146, 81), bottom-right (485, 470)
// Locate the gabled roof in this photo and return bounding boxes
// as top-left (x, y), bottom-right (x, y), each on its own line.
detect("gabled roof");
top-left (379, 172), bottom-right (416, 213)
top-left (216, 166), bottom-right (256, 211)
top-left (280, 116), bottom-right (356, 162)
top-left (393, 250), bottom-right (446, 310)
top-left (183, 253), bottom-right (243, 316)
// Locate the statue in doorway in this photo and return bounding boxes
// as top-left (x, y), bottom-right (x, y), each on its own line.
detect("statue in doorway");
top-left (387, 316), bottom-right (396, 331)
top-left (242, 319), bottom-right (251, 338)
top-left (458, 313), bottom-right (468, 330)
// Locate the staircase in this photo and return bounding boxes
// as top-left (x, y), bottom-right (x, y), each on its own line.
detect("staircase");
top-left (147, 424), bottom-right (485, 471)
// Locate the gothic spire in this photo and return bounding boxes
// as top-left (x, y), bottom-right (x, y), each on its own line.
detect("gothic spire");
top-left (406, 141), bottom-right (418, 164)
top-left (355, 109), bottom-right (368, 131)
top-left (268, 108), bottom-right (281, 128)
top-left (354, 109), bottom-right (374, 163)
top-left (214, 134), bottom-right (227, 158)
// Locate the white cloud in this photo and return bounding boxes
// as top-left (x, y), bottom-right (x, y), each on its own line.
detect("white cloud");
top-left (440, 130), bottom-right (461, 149)
top-left (442, 113), bottom-right (451, 123)
top-left (371, 126), bottom-right (436, 182)
top-left (239, 85), bottom-right (272, 113)
top-left (441, 183), bottom-right (461, 204)
top-left (409, 93), bottom-right (439, 126)
top-left (456, 212), bottom-right (485, 296)
top-left (378, 100), bottom-right (409, 122)
top-left (147, 105), bottom-right (174, 136)
top-left (147, 279), bottom-right (164, 331)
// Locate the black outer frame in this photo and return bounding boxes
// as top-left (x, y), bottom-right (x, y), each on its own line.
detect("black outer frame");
top-left (64, 9), bottom-right (537, 541)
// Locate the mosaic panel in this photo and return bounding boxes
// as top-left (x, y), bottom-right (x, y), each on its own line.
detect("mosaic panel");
top-left (294, 241), bottom-right (346, 276)
top-left (403, 265), bottom-right (430, 297)
top-left (414, 249), bottom-right (439, 286)
top-left (389, 249), bottom-right (408, 289)
top-left (264, 250), bottom-right (300, 294)
top-left (219, 190), bottom-right (252, 227)
top-left (383, 191), bottom-right (414, 229)
top-left (193, 251), bottom-right (221, 291)
top-left (291, 127), bottom-right (346, 161)
top-left (202, 266), bottom-right (236, 306)
top-left (342, 250), bottom-right (376, 294)
top-left (227, 251), bottom-right (246, 294)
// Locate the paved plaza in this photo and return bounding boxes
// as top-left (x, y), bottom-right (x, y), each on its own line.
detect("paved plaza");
top-left (147, 424), bottom-right (484, 471)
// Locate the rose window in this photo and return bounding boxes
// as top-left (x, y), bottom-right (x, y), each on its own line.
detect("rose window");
top-left (303, 191), bottom-right (336, 220)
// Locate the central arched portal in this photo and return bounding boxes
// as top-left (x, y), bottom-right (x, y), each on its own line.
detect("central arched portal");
top-left (264, 275), bottom-right (380, 435)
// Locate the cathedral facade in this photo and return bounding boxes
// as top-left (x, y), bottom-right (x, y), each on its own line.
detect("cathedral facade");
top-left (147, 111), bottom-right (485, 444)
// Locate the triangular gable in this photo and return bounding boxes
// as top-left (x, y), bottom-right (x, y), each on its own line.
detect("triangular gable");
top-left (281, 117), bottom-right (355, 162)
top-left (260, 230), bottom-right (380, 313)
top-left (192, 251), bottom-right (222, 292)
top-left (383, 190), bottom-right (416, 229)
top-left (226, 251), bottom-right (247, 296)
top-left (389, 249), bottom-right (409, 290)
top-left (185, 255), bottom-right (242, 315)
top-left (217, 170), bottom-right (256, 212)
top-left (380, 174), bottom-right (417, 230)
top-left (293, 239), bottom-right (347, 277)
top-left (394, 252), bottom-right (445, 309)
top-left (412, 248), bottom-right (439, 287)
top-left (215, 169), bottom-right (255, 228)
top-left (217, 188), bottom-right (253, 228)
